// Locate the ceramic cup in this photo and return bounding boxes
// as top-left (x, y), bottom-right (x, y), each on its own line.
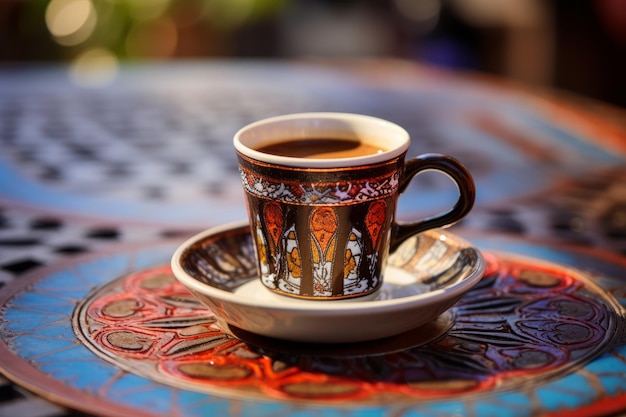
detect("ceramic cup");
top-left (234, 112), bottom-right (475, 300)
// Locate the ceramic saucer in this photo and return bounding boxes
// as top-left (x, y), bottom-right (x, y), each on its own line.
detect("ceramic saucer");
top-left (171, 221), bottom-right (485, 343)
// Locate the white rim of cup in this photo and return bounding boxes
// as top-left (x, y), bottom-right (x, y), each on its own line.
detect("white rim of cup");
top-left (233, 112), bottom-right (410, 168)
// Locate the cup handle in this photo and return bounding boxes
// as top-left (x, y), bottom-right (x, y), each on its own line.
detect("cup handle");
top-left (390, 153), bottom-right (476, 253)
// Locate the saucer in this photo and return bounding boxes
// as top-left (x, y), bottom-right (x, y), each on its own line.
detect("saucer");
top-left (171, 221), bottom-right (485, 343)
top-left (224, 310), bottom-right (456, 357)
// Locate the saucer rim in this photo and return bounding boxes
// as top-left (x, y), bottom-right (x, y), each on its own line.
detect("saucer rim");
top-left (171, 220), bottom-right (485, 314)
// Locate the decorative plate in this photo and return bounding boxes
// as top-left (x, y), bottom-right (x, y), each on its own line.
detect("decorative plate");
top-left (1, 233), bottom-right (625, 417)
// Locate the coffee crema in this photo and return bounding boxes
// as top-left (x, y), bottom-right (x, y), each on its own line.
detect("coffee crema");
top-left (255, 138), bottom-right (386, 159)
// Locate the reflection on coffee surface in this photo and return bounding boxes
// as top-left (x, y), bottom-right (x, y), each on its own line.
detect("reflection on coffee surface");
top-left (255, 138), bottom-right (386, 159)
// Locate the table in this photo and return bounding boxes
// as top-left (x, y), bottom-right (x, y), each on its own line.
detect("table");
top-left (0, 59), bottom-right (625, 417)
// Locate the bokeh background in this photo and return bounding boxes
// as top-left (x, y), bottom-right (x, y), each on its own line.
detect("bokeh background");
top-left (1, 0), bottom-right (625, 108)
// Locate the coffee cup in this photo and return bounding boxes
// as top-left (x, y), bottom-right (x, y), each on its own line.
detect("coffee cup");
top-left (234, 113), bottom-right (475, 300)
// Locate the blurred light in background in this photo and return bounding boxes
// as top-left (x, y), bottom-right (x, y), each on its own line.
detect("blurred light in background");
top-left (70, 47), bottom-right (118, 87)
top-left (45, 0), bottom-right (96, 46)
top-left (40, 0), bottom-right (284, 65)
top-left (1, 0), bottom-right (624, 105)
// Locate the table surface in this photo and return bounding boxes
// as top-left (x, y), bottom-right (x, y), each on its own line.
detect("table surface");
top-left (0, 59), bottom-right (625, 417)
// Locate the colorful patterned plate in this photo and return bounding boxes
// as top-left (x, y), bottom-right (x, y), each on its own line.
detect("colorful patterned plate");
top-left (1, 233), bottom-right (625, 417)
top-left (171, 221), bottom-right (485, 343)
top-left (1, 232), bottom-right (626, 416)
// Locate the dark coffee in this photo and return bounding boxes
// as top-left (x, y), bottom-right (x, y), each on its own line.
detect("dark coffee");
top-left (255, 138), bottom-right (385, 159)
